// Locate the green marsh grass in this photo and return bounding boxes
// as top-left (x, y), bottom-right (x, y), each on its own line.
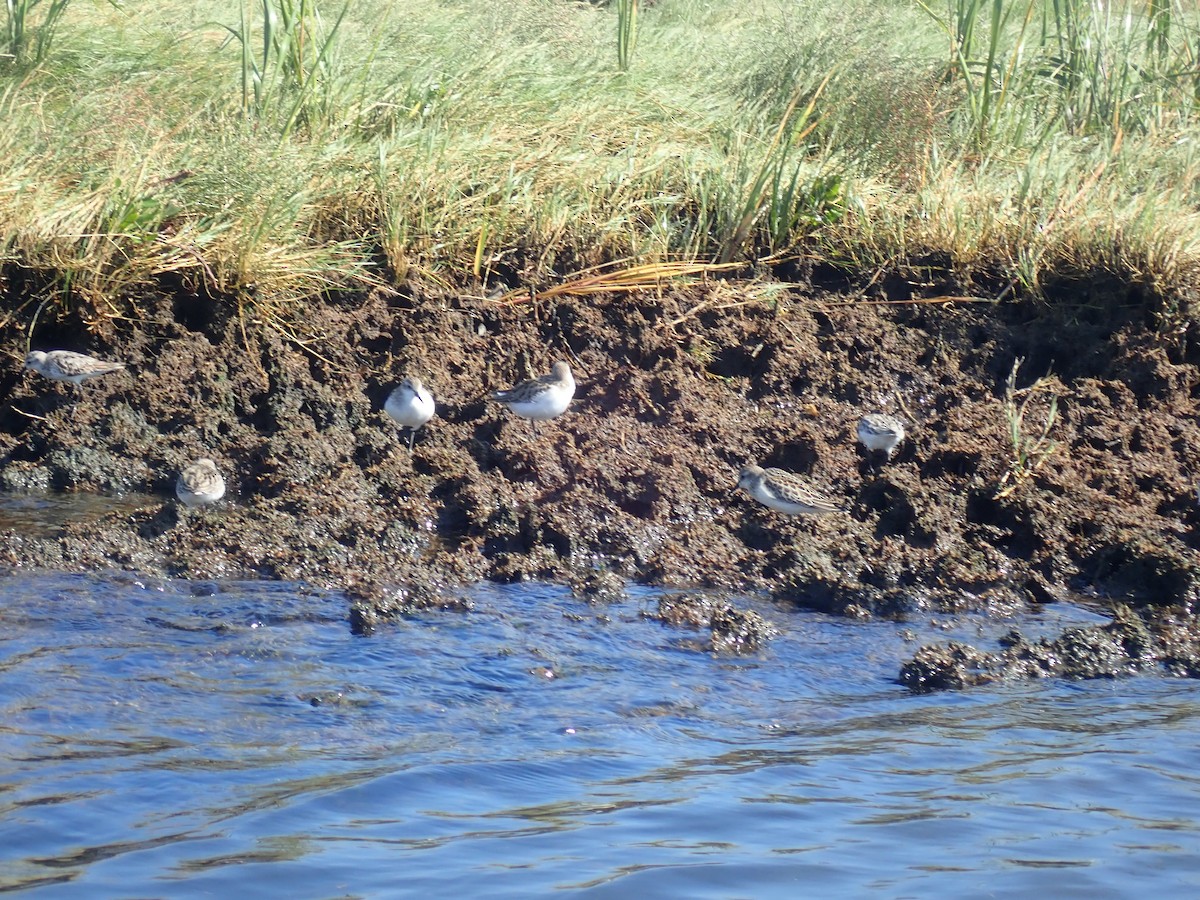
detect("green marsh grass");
top-left (222, 0), bottom-right (353, 139)
top-left (996, 357), bottom-right (1060, 500)
top-left (4, 0), bottom-right (84, 66)
top-left (616, 0), bottom-right (638, 72)
top-left (0, 0), bottom-right (1198, 336)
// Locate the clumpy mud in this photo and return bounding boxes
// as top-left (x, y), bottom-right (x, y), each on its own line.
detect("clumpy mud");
top-left (650, 592), bottom-right (779, 654)
top-left (1, 273), bottom-right (1198, 689)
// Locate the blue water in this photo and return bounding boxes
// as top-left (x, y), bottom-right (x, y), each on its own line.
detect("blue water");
top-left (2, 571), bottom-right (1199, 897)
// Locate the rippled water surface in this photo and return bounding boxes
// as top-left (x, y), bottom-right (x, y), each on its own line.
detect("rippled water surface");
top-left (2, 570), bottom-right (1200, 897)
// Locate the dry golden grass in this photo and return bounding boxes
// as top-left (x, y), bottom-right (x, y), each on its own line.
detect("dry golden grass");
top-left (0, 0), bottom-right (1197, 333)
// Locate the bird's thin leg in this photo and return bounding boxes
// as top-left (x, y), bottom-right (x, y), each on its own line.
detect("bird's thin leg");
top-left (407, 429), bottom-right (416, 452)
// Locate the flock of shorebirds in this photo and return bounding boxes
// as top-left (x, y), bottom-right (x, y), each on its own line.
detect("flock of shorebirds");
top-left (23, 348), bottom-right (907, 519)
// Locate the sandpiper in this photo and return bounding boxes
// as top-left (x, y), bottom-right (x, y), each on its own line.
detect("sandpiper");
top-left (24, 350), bottom-right (125, 389)
top-left (176, 459), bottom-right (226, 508)
top-left (385, 376), bottom-right (436, 451)
top-left (491, 360), bottom-right (575, 426)
top-left (737, 465), bottom-right (842, 516)
top-left (857, 413), bottom-right (906, 461)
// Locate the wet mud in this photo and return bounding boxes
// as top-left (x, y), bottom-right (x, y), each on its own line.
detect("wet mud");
top-left (1, 275), bottom-right (1198, 689)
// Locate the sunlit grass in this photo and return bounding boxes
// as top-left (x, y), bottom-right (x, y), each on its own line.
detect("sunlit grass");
top-left (0, 0), bottom-right (1198, 335)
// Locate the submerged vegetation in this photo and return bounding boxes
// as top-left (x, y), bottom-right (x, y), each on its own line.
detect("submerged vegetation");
top-left (0, 0), bottom-right (1198, 332)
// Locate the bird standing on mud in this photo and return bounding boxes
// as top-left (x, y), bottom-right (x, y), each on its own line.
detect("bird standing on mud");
top-left (857, 413), bottom-right (906, 461)
top-left (176, 459), bottom-right (226, 508)
top-left (490, 360), bottom-right (575, 429)
top-left (736, 465), bottom-right (843, 517)
top-left (24, 350), bottom-right (126, 391)
top-left (385, 376), bottom-right (436, 451)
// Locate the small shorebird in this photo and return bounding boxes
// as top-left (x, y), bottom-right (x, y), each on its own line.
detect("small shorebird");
top-left (385, 376), bottom-right (436, 451)
top-left (176, 459), bottom-right (226, 508)
top-left (25, 350), bottom-right (126, 390)
top-left (737, 465), bottom-right (842, 516)
top-left (491, 360), bottom-right (575, 428)
top-left (857, 413), bottom-right (906, 461)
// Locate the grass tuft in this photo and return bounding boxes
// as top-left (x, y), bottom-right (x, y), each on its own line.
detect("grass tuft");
top-left (995, 357), bottom-right (1060, 500)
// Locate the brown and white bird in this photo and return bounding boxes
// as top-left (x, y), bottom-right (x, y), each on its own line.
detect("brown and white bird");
top-left (25, 350), bottom-right (126, 390)
top-left (176, 459), bottom-right (226, 508)
top-left (384, 376), bottom-right (436, 451)
top-left (490, 361), bottom-right (575, 425)
top-left (736, 465), bottom-right (843, 516)
top-left (857, 413), bottom-right (906, 461)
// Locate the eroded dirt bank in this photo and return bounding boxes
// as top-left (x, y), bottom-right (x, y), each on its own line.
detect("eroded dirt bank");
top-left (1, 277), bottom-right (1198, 688)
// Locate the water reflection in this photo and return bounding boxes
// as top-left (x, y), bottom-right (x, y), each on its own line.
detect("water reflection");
top-left (0, 491), bottom-right (159, 538)
top-left (0, 573), bottom-right (1199, 896)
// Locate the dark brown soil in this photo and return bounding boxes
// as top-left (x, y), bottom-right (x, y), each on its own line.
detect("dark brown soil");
top-left (2, 276), bottom-right (1199, 688)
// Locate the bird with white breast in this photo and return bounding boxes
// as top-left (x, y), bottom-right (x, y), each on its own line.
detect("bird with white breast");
top-left (385, 376), bottom-right (436, 451)
top-left (491, 360), bottom-right (575, 429)
top-left (737, 464), bottom-right (843, 516)
top-left (857, 413), bottom-right (906, 461)
top-left (176, 459), bottom-right (226, 508)
top-left (25, 350), bottom-right (126, 390)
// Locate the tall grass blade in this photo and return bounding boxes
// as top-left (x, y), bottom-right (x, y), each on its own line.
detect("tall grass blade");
top-left (616, 0), bottom-right (638, 72)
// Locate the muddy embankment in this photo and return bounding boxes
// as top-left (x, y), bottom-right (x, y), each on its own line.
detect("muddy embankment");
top-left (1, 273), bottom-right (1198, 689)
